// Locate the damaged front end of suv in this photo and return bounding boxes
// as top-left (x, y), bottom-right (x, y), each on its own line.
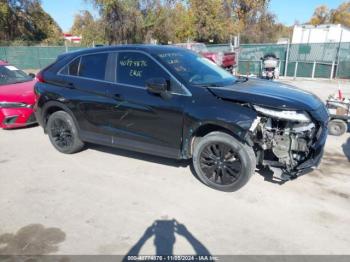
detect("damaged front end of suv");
top-left (207, 79), bottom-right (329, 181)
top-left (249, 105), bottom-right (328, 180)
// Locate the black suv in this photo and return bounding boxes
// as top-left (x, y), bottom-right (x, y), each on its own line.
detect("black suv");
top-left (34, 45), bottom-right (329, 191)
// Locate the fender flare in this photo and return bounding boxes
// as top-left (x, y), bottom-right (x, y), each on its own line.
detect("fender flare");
top-left (41, 101), bottom-right (80, 133)
top-left (181, 120), bottom-right (251, 159)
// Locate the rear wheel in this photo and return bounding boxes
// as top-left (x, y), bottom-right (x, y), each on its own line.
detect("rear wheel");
top-left (328, 119), bottom-right (347, 136)
top-left (192, 132), bottom-right (256, 192)
top-left (46, 111), bottom-right (84, 154)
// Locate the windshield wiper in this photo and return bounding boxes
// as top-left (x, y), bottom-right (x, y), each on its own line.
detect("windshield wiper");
top-left (192, 83), bottom-right (225, 88)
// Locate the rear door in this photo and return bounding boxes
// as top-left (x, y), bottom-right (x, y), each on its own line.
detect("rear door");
top-left (59, 52), bottom-right (116, 143)
top-left (106, 51), bottom-right (189, 158)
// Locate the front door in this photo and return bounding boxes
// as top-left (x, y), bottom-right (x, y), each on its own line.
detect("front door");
top-left (106, 51), bottom-right (189, 158)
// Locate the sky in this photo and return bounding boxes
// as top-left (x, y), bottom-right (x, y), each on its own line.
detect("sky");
top-left (42, 0), bottom-right (347, 32)
top-left (41, 0), bottom-right (98, 32)
top-left (269, 0), bottom-right (345, 25)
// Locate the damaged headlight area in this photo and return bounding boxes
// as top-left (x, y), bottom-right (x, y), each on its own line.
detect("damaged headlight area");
top-left (253, 105), bottom-right (311, 123)
top-left (251, 105), bottom-right (320, 177)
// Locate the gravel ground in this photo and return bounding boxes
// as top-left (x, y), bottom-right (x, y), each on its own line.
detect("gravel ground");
top-left (0, 79), bottom-right (349, 256)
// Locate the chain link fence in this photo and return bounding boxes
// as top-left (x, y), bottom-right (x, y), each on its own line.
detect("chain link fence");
top-left (0, 44), bottom-right (349, 79)
top-left (207, 42), bottom-right (350, 79)
top-left (0, 46), bottom-right (85, 70)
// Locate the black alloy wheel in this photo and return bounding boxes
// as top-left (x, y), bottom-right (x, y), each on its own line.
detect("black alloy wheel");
top-left (199, 142), bottom-right (242, 185)
top-left (50, 118), bottom-right (74, 150)
top-left (193, 131), bottom-right (256, 192)
top-left (47, 111), bottom-right (85, 154)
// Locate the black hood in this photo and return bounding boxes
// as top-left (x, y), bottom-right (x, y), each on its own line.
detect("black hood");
top-left (208, 79), bottom-right (324, 111)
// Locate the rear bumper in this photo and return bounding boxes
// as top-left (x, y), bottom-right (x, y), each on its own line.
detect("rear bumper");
top-left (0, 108), bottom-right (36, 129)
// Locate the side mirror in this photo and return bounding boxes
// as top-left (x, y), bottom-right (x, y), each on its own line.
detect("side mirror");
top-left (146, 78), bottom-right (169, 95)
top-left (28, 73), bottom-right (35, 78)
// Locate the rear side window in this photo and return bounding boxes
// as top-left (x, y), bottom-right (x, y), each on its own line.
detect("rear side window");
top-left (79, 53), bottom-right (108, 80)
top-left (60, 57), bottom-right (80, 76)
top-left (117, 52), bottom-right (169, 87)
top-left (60, 53), bottom-right (108, 81)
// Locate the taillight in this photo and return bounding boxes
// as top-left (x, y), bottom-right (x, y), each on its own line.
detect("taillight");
top-left (36, 71), bottom-right (45, 83)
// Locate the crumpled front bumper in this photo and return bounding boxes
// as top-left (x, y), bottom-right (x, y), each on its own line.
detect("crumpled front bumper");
top-left (295, 126), bottom-right (327, 173)
top-left (294, 104), bottom-right (329, 175)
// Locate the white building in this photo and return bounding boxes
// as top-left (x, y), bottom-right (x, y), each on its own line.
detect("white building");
top-left (292, 24), bottom-right (350, 44)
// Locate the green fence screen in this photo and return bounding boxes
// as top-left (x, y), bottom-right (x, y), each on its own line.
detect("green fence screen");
top-left (0, 46), bottom-right (85, 70)
top-left (0, 43), bottom-right (349, 79)
top-left (207, 42), bottom-right (350, 79)
top-left (337, 42), bottom-right (350, 79)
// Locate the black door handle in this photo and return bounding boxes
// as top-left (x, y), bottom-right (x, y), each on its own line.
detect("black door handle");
top-left (66, 82), bottom-right (75, 89)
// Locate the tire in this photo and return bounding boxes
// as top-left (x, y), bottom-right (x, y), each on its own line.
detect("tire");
top-left (328, 119), bottom-right (347, 136)
top-left (192, 132), bottom-right (256, 192)
top-left (46, 111), bottom-right (85, 154)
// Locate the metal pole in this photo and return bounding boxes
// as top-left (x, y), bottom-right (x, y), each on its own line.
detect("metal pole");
top-left (284, 40), bottom-right (290, 77)
top-left (247, 61), bottom-right (250, 77)
top-left (235, 34), bottom-right (240, 76)
top-left (331, 61), bottom-right (335, 79)
top-left (278, 60), bottom-right (281, 77)
top-left (294, 61), bottom-right (298, 79)
top-left (312, 61), bottom-right (316, 79)
top-left (335, 27), bottom-right (343, 78)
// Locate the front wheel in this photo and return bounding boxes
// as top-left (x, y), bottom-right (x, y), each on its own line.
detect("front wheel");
top-left (192, 132), bottom-right (256, 192)
top-left (46, 111), bottom-right (85, 154)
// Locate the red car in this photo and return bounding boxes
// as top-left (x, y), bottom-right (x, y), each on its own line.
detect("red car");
top-left (0, 60), bottom-right (37, 129)
top-left (175, 42), bottom-right (236, 72)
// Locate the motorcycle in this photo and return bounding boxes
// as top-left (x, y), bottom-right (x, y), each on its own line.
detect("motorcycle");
top-left (261, 54), bottom-right (280, 80)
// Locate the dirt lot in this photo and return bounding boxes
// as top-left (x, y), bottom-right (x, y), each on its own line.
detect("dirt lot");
top-left (0, 79), bottom-right (349, 256)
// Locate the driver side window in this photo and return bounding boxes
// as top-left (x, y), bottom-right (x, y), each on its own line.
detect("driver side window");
top-left (116, 52), bottom-right (168, 87)
top-left (116, 52), bottom-right (184, 94)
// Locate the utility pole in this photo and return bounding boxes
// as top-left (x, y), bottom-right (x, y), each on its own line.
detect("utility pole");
top-left (335, 27), bottom-right (344, 79)
top-left (284, 39), bottom-right (290, 77)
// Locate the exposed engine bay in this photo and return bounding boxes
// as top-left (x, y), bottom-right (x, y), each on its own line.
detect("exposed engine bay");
top-left (250, 108), bottom-right (320, 179)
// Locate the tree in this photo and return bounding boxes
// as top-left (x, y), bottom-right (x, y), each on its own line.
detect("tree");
top-left (86, 0), bottom-right (285, 44)
top-left (330, 1), bottom-right (350, 27)
top-left (309, 2), bottom-right (350, 27)
top-left (230, 0), bottom-right (270, 31)
top-left (70, 11), bottom-right (105, 46)
top-left (0, 0), bottom-right (13, 41)
top-left (89, 0), bottom-right (144, 44)
top-left (189, 0), bottom-right (238, 43)
top-left (0, 0), bottom-right (62, 44)
top-left (310, 5), bottom-right (330, 25)
top-left (241, 10), bottom-right (291, 43)
top-left (231, 0), bottom-right (290, 43)
top-left (173, 3), bottom-right (195, 42)
top-left (25, 0), bottom-right (63, 44)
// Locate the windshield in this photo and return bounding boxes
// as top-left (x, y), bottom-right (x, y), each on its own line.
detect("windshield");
top-left (0, 65), bottom-right (32, 85)
top-left (155, 50), bottom-right (236, 87)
